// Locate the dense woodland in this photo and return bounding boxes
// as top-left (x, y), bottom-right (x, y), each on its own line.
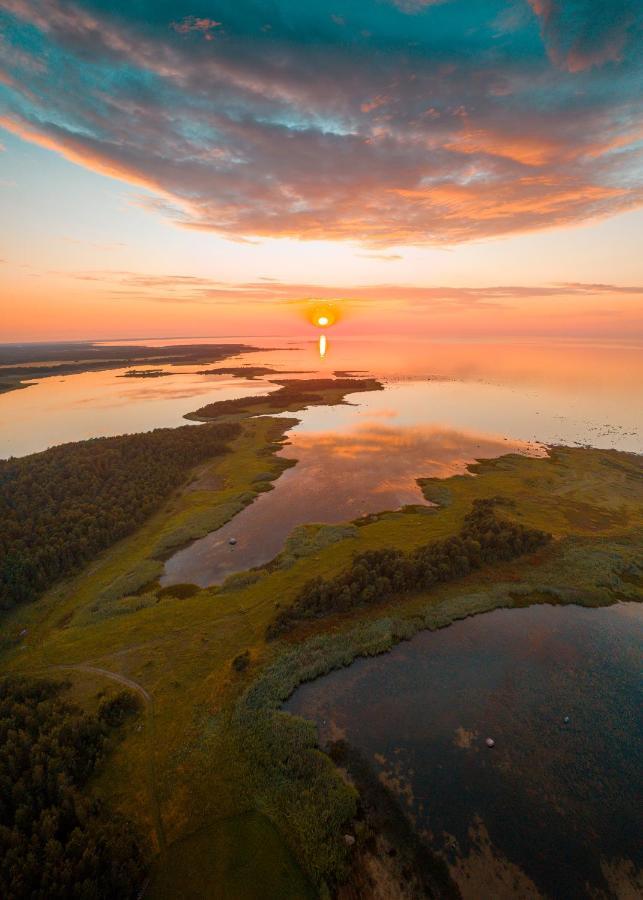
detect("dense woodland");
top-left (268, 498), bottom-right (551, 637)
top-left (0, 342), bottom-right (257, 379)
top-left (0, 423), bottom-right (239, 609)
top-left (0, 677), bottom-right (147, 899)
top-left (191, 377), bottom-right (382, 419)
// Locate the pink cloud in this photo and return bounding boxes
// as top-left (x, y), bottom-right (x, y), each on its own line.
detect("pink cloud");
top-left (529, 0), bottom-right (637, 72)
top-left (171, 17), bottom-right (222, 40)
top-left (1, 0), bottom-right (640, 246)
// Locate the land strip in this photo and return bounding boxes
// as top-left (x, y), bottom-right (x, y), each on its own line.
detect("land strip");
top-left (0, 341), bottom-right (262, 393)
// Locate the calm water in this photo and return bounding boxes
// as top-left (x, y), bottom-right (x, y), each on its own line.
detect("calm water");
top-left (1, 338), bottom-right (640, 460)
top-left (0, 340), bottom-right (281, 458)
top-left (161, 338), bottom-right (641, 587)
top-left (161, 414), bottom-right (535, 587)
top-left (285, 602), bottom-right (643, 899)
top-left (2, 337), bottom-right (640, 587)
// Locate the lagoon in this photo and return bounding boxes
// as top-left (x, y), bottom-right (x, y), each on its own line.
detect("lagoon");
top-left (160, 338), bottom-right (641, 587)
top-left (285, 601), bottom-right (643, 899)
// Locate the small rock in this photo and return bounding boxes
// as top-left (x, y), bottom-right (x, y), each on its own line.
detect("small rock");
top-left (344, 834), bottom-right (356, 847)
top-left (229, 538), bottom-right (237, 546)
top-left (485, 737), bottom-right (495, 748)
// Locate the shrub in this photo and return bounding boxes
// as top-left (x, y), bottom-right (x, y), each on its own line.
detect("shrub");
top-left (157, 582), bottom-right (200, 601)
top-left (98, 689), bottom-right (143, 727)
top-left (232, 650), bottom-right (251, 672)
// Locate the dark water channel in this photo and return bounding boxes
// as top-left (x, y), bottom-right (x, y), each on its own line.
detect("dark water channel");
top-left (285, 602), bottom-right (643, 899)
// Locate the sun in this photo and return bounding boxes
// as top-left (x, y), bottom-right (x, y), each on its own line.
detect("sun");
top-left (305, 301), bottom-right (339, 329)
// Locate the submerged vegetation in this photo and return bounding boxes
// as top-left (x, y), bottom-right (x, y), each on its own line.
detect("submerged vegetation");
top-left (268, 497), bottom-right (550, 637)
top-left (0, 676), bottom-right (147, 899)
top-left (0, 423), bottom-right (239, 609)
top-left (328, 740), bottom-right (461, 899)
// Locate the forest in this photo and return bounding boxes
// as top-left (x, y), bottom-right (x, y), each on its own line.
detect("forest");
top-left (0, 342), bottom-right (259, 394)
top-left (0, 676), bottom-right (147, 899)
top-left (0, 422), bottom-right (239, 609)
top-left (268, 498), bottom-right (551, 637)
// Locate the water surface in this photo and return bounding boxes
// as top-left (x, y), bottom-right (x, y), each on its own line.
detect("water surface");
top-left (2, 338), bottom-right (640, 459)
top-left (161, 338), bottom-right (642, 587)
top-left (285, 602), bottom-right (643, 899)
top-left (3, 337), bottom-right (641, 589)
top-left (161, 416), bottom-right (534, 587)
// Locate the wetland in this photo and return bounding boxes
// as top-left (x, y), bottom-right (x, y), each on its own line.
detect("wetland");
top-left (0, 336), bottom-right (641, 899)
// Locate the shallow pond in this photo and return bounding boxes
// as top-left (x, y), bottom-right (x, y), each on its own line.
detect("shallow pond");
top-left (160, 404), bottom-right (537, 587)
top-left (285, 602), bottom-right (643, 899)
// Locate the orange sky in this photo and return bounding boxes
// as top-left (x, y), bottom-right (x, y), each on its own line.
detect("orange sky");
top-left (1, 129), bottom-right (641, 342)
top-left (1, 0), bottom-right (642, 342)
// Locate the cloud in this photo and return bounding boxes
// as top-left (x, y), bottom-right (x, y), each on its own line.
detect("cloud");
top-left (528, 0), bottom-right (640, 71)
top-left (0, 1), bottom-right (641, 245)
top-left (358, 252), bottom-right (403, 261)
top-left (389, 1), bottom-right (448, 12)
top-left (171, 17), bottom-right (221, 40)
top-left (59, 269), bottom-right (643, 311)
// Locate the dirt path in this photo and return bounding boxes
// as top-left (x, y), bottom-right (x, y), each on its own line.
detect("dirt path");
top-left (53, 663), bottom-right (167, 855)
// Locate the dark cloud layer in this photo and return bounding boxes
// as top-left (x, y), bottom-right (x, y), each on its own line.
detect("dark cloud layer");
top-left (1, 0), bottom-right (641, 245)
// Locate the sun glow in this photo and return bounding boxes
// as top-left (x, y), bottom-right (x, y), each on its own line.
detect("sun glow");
top-left (305, 302), bottom-right (339, 329)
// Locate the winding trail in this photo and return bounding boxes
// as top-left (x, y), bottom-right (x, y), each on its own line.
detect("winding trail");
top-left (52, 663), bottom-right (167, 855)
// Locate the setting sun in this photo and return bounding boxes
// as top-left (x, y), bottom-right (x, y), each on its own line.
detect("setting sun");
top-left (305, 302), bottom-right (339, 329)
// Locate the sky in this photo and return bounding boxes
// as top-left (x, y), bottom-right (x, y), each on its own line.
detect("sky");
top-left (0, 0), bottom-right (642, 342)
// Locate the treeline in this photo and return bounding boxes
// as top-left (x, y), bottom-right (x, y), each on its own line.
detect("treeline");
top-left (0, 677), bottom-right (147, 899)
top-left (268, 498), bottom-right (550, 638)
top-left (0, 423), bottom-right (239, 609)
top-left (0, 341), bottom-right (257, 373)
top-left (191, 378), bottom-right (382, 419)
